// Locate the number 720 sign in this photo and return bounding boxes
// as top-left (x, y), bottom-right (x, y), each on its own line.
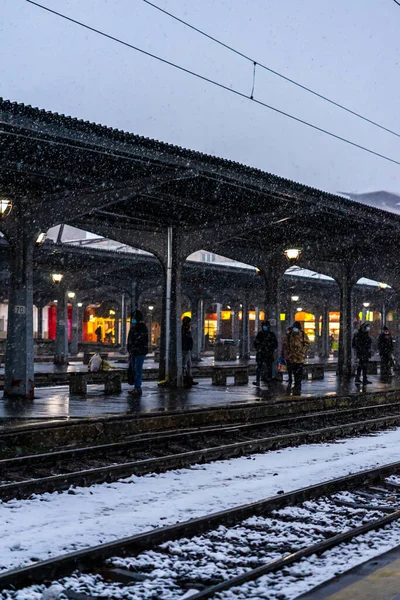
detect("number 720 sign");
top-left (13, 306), bottom-right (26, 314)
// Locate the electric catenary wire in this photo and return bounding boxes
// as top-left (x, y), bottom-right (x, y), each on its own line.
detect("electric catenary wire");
top-left (142, 0), bottom-right (400, 140)
top-left (24, 0), bottom-right (400, 168)
top-left (394, 0), bottom-right (400, 7)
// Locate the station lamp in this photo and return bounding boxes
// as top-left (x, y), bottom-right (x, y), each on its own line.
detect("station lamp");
top-left (378, 282), bottom-right (388, 291)
top-left (284, 248), bottom-right (301, 261)
top-left (297, 307), bottom-right (303, 312)
top-left (67, 291), bottom-right (76, 299)
top-left (77, 302), bottom-right (83, 308)
top-left (148, 305), bottom-right (154, 311)
top-left (363, 302), bottom-right (370, 308)
top-left (51, 273), bottom-right (63, 284)
top-left (291, 295), bottom-right (299, 302)
top-left (109, 309), bottom-right (116, 315)
top-left (0, 197), bottom-right (12, 219)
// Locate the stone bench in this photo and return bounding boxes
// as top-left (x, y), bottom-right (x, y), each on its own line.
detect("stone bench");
top-left (70, 371), bottom-right (122, 395)
top-left (302, 364), bottom-right (325, 380)
top-left (83, 352), bottom-right (108, 365)
top-left (212, 366), bottom-right (249, 386)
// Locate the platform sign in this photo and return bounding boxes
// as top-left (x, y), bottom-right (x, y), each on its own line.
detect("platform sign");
top-left (13, 305), bottom-right (26, 314)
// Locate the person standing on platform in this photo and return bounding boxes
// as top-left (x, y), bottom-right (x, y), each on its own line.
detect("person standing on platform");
top-left (95, 325), bottom-right (102, 343)
top-left (253, 320), bottom-right (278, 386)
top-left (182, 316), bottom-right (198, 387)
top-left (378, 326), bottom-right (393, 382)
top-left (283, 321), bottom-right (310, 395)
top-left (352, 322), bottom-right (372, 385)
top-left (127, 310), bottom-right (148, 396)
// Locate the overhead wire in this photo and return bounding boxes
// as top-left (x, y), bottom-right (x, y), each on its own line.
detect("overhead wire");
top-left (142, 0), bottom-right (400, 140)
top-left (22, 0), bottom-right (400, 168)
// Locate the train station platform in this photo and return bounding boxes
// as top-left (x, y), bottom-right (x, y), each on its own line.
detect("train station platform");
top-left (0, 361), bottom-right (398, 426)
top-left (300, 543), bottom-right (400, 600)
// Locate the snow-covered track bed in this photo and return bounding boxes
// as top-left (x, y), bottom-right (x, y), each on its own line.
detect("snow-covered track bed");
top-left (2, 403), bottom-right (400, 502)
top-left (3, 460), bottom-right (400, 598)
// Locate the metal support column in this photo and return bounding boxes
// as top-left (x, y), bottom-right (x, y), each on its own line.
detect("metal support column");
top-left (191, 298), bottom-right (201, 361)
top-left (37, 304), bottom-right (43, 340)
top-left (54, 282), bottom-right (68, 365)
top-left (321, 303), bottom-right (330, 359)
top-left (216, 302), bottom-right (222, 339)
top-left (338, 269), bottom-right (354, 377)
top-left (4, 232), bottom-right (35, 399)
top-left (164, 227), bottom-right (183, 387)
top-left (70, 296), bottom-right (78, 355)
top-left (239, 300), bottom-right (250, 359)
top-left (121, 293), bottom-right (127, 353)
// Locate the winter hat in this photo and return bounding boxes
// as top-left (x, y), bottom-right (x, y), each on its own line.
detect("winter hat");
top-left (133, 309), bottom-right (143, 322)
top-left (293, 320), bottom-right (302, 329)
top-left (182, 316), bottom-right (191, 325)
top-left (383, 326), bottom-right (389, 332)
top-left (262, 320), bottom-right (270, 327)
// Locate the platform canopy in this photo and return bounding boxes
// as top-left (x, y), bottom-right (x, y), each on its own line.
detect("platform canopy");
top-left (0, 98), bottom-right (399, 284)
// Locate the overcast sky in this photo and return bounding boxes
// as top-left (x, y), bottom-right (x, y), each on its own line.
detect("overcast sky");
top-left (1, 0), bottom-right (400, 197)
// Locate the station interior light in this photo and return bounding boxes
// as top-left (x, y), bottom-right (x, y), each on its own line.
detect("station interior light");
top-left (109, 309), bottom-right (116, 315)
top-left (284, 248), bottom-right (301, 261)
top-left (148, 305), bottom-right (154, 311)
top-left (67, 291), bottom-right (75, 299)
top-left (77, 302), bottom-right (83, 308)
top-left (363, 302), bottom-right (370, 308)
top-left (51, 273), bottom-right (63, 284)
top-left (378, 282), bottom-right (388, 290)
top-left (296, 307), bottom-right (303, 311)
top-left (35, 232), bottom-right (47, 246)
top-left (291, 295), bottom-right (299, 302)
top-left (0, 197), bottom-right (12, 218)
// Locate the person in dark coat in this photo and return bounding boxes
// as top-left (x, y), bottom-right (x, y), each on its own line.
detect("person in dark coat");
top-left (95, 325), bottom-right (102, 343)
top-left (182, 316), bottom-right (198, 387)
top-left (253, 320), bottom-right (278, 386)
top-left (378, 326), bottom-right (394, 382)
top-left (127, 309), bottom-right (148, 395)
top-left (352, 322), bottom-right (372, 385)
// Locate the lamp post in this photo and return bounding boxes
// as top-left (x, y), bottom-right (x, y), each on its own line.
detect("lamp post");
top-left (148, 305), bottom-right (154, 347)
top-left (378, 283), bottom-right (388, 326)
top-left (362, 301), bottom-right (370, 323)
top-left (289, 295), bottom-right (299, 325)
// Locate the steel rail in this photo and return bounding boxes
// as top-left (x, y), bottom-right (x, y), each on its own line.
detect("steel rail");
top-left (1, 399), bottom-right (399, 469)
top-left (188, 507), bottom-right (400, 599)
top-left (2, 459), bottom-right (400, 590)
top-left (1, 411), bottom-right (400, 502)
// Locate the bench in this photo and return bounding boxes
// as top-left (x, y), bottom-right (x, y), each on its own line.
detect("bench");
top-left (70, 371), bottom-right (122, 395)
top-left (302, 364), bottom-right (325, 380)
top-left (212, 366), bottom-right (249, 386)
top-left (83, 352), bottom-right (108, 365)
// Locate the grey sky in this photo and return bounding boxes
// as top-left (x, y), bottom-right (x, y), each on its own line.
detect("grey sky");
top-left (1, 0), bottom-right (400, 196)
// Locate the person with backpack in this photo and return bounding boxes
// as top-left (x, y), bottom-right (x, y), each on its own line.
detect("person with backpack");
top-left (283, 321), bottom-right (310, 395)
top-left (378, 326), bottom-right (393, 382)
top-left (127, 310), bottom-right (148, 396)
top-left (352, 322), bottom-right (372, 385)
top-left (253, 320), bottom-right (278, 386)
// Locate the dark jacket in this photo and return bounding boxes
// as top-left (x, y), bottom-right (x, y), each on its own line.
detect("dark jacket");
top-left (352, 329), bottom-right (372, 359)
top-left (127, 322), bottom-right (149, 356)
top-left (182, 324), bottom-right (194, 352)
top-left (378, 332), bottom-right (394, 356)
top-left (254, 329), bottom-right (278, 361)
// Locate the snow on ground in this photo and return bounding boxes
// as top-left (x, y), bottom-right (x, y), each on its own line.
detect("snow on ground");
top-left (0, 428), bottom-right (400, 574)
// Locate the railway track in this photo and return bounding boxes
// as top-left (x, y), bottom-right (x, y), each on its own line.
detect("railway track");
top-left (3, 461), bottom-right (400, 598)
top-left (2, 401), bottom-right (400, 501)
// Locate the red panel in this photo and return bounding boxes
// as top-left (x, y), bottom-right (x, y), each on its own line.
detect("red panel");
top-left (48, 305), bottom-right (56, 340)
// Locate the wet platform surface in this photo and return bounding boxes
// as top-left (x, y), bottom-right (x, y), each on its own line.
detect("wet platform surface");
top-left (0, 364), bottom-right (398, 426)
top-left (300, 543), bottom-right (400, 600)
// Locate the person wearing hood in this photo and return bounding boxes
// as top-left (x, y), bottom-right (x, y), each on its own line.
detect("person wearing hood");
top-left (282, 321), bottom-right (310, 395)
top-left (182, 316), bottom-right (198, 387)
top-left (352, 322), bottom-right (372, 385)
top-left (253, 320), bottom-right (278, 386)
top-left (378, 326), bottom-right (394, 382)
top-left (127, 309), bottom-right (149, 396)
